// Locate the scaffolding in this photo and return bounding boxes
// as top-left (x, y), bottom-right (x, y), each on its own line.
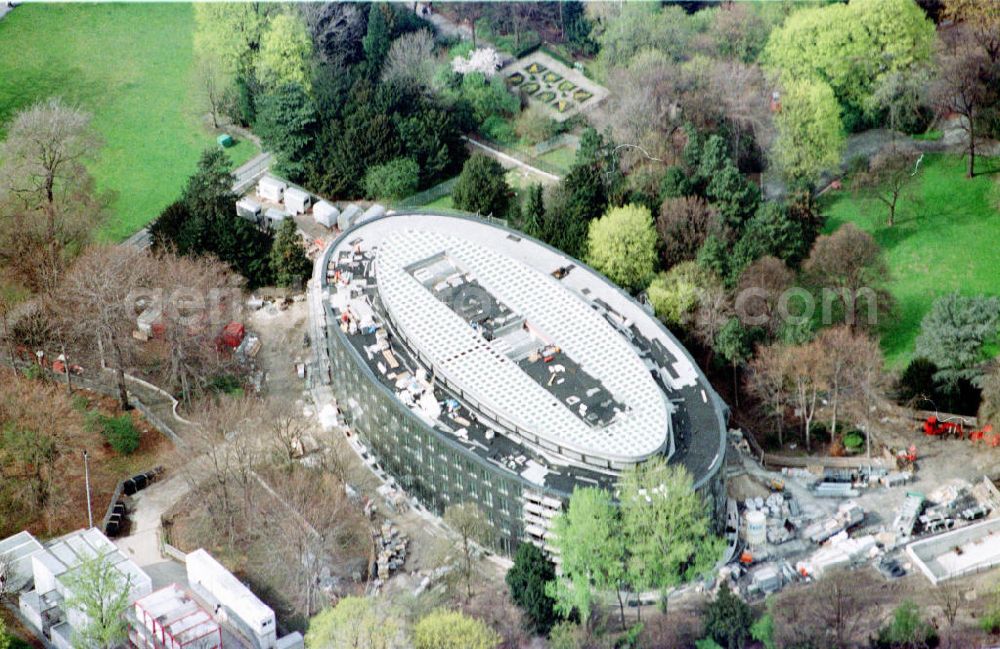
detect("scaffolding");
top-left (130, 584), bottom-right (221, 649)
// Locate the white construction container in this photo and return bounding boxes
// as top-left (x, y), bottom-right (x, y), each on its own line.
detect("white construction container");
top-left (265, 207), bottom-right (289, 229)
top-left (313, 200), bottom-right (338, 228)
top-left (236, 197), bottom-right (262, 221)
top-left (358, 203), bottom-right (386, 224)
top-left (257, 176), bottom-right (287, 203)
top-left (283, 187), bottom-right (311, 215)
top-left (187, 549), bottom-right (277, 649)
top-left (338, 204), bottom-right (363, 231)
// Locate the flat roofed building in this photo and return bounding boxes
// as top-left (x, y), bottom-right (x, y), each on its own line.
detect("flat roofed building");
top-left (320, 213), bottom-right (728, 554)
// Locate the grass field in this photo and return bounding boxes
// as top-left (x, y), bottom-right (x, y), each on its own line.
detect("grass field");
top-left (0, 3), bottom-right (259, 242)
top-left (538, 145), bottom-right (577, 174)
top-left (823, 153), bottom-right (1000, 367)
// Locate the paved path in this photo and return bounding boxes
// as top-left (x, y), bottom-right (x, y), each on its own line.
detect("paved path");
top-left (115, 473), bottom-right (194, 566)
top-left (122, 150), bottom-right (272, 250)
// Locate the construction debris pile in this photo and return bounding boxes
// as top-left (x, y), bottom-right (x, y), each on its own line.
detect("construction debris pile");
top-left (373, 521), bottom-right (409, 582)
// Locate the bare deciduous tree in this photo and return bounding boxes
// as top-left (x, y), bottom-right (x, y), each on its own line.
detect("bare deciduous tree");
top-left (442, 502), bottom-right (493, 601)
top-left (657, 196), bottom-right (722, 269)
top-left (60, 245), bottom-right (154, 409)
top-left (853, 145), bottom-right (922, 227)
top-left (0, 98), bottom-right (104, 293)
top-left (196, 55), bottom-right (229, 129)
top-left (382, 29), bottom-right (436, 91)
top-left (772, 569), bottom-right (879, 649)
top-left (736, 256), bottom-right (793, 337)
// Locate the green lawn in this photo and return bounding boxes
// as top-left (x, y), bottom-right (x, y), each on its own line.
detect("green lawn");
top-left (822, 153), bottom-right (1000, 367)
top-left (0, 3), bottom-right (259, 242)
top-left (538, 145), bottom-right (578, 174)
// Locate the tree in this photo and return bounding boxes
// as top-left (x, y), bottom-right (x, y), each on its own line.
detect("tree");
top-left (715, 318), bottom-right (759, 405)
top-left (979, 365), bottom-right (1000, 427)
top-left (452, 154), bottom-right (511, 218)
top-left (413, 609), bottom-right (500, 649)
top-left (585, 204), bottom-right (658, 293)
top-left (258, 12), bottom-right (313, 91)
top-left (853, 145), bottom-right (923, 226)
top-left (916, 292), bottom-right (1000, 390)
top-left (196, 55), bottom-right (229, 129)
top-left (363, 3), bottom-right (392, 74)
top-left (269, 219), bottom-right (311, 288)
top-left (147, 252), bottom-right (247, 405)
top-left (931, 33), bottom-right (995, 178)
top-left (60, 245), bottom-right (154, 410)
top-left (300, 3), bottom-right (366, 67)
top-left (0, 618), bottom-right (9, 649)
top-left (505, 543), bottom-right (558, 635)
top-left (64, 553), bottom-right (133, 649)
top-left (595, 4), bottom-right (692, 69)
top-left (619, 459), bottom-right (722, 621)
top-left (149, 148), bottom-right (274, 288)
top-left (548, 487), bottom-right (622, 629)
top-left (254, 83), bottom-right (318, 182)
top-left (383, 29), bottom-right (436, 91)
top-left (442, 503), bottom-right (492, 601)
top-left (703, 583), bottom-right (753, 649)
top-left (944, 0), bottom-right (1000, 63)
top-left (647, 262), bottom-right (721, 329)
top-left (452, 3), bottom-right (484, 48)
top-left (804, 223), bottom-right (890, 331)
top-left (305, 596), bottom-right (403, 649)
top-left (0, 98), bottom-right (104, 293)
top-left (520, 184), bottom-right (545, 240)
top-left (193, 3), bottom-right (276, 77)
top-left (735, 202), bottom-right (812, 270)
top-left (736, 256), bottom-right (794, 337)
top-left (657, 197), bottom-right (721, 269)
top-left (364, 158), bottom-right (419, 201)
top-left (763, 0), bottom-right (935, 121)
top-left (869, 64), bottom-right (933, 136)
top-left (875, 600), bottom-right (937, 649)
top-left (772, 78), bottom-right (845, 183)
top-left (770, 569), bottom-right (878, 649)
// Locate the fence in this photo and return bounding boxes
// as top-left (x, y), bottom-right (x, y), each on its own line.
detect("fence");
top-left (464, 134), bottom-right (564, 179)
top-left (397, 176), bottom-right (460, 208)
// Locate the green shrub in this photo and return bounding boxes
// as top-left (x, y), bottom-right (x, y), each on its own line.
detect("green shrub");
top-left (71, 394), bottom-right (90, 413)
top-left (482, 115), bottom-right (517, 145)
top-left (101, 415), bottom-right (141, 455)
top-left (364, 157), bottom-right (420, 201)
top-left (843, 431), bottom-right (865, 451)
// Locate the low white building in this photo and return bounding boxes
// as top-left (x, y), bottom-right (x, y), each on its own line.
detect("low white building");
top-left (283, 187), bottom-right (311, 215)
top-left (258, 177), bottom-right (287, 203)
top-left (313, 200), bottom-right (338, 228)
top-left (187, 549), bottom-right (277, 649)
top-left (9, 528), bottom-right (152, 649)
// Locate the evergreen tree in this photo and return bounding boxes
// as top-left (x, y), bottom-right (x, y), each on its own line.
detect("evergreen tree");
top-left (254, 83), bottom-right (318, 182)
top-left (703, 583), bottom-right (754, 649)
top-left (452, 154), bottom-right (511, 218)
top-left (269, 219), bottom-right (312, 288)
top-left (915, 293), bottom-right (1000, 391)
top-left (362, 4), bottom-right (392, 75)
top-left (521, 184), bottom-right (545, 239)
top-left (506, 542), bottom-right (559, 635)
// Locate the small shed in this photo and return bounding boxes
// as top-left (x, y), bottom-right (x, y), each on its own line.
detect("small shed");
top-left (338, 204), bottom-right (363, 231)
top-left (258, 176), bottom-right (287, 203)
top-left (236, 197), bottom-right (262, 221)
top-left (284, 187), bottom-right (311, 215)
top-left (313, 200), bottom-right (338, 228)
top-left (359, 203), bottom-right (386, 224)
top-left (265, 207), bottom-right (289, 228)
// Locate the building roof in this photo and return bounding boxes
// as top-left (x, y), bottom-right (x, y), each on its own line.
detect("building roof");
top-left (375, 227), bottom-right (670, 463)
top-left (134, 584), bottom-right (221, 647)
top-left (322, 213), bottom-right (727, 490)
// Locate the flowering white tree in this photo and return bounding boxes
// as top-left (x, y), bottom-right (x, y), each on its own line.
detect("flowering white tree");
top-left (451, 47), bottom-right (502, 77)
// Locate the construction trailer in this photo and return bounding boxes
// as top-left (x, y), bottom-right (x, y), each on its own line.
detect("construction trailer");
top-left (236, 197), bottom-right (263, 223)
top-left (338, 204), bottom-right (363, 231)
top-left (186, 549), bottom-right (278, 649)
top-left (265, 207), bottom-right (290, 229)
top-left (313, 200), bottom-right (338, 228)
top-left (283, 187), bottom-right (311, 215)
top-left (358, 203), bottom-right (386, 224)
top-left (257, 177), bottom-right (287, 204)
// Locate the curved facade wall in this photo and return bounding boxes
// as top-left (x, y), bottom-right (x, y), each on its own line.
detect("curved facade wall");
top-left (320, 213), bottom-right (728, 555)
